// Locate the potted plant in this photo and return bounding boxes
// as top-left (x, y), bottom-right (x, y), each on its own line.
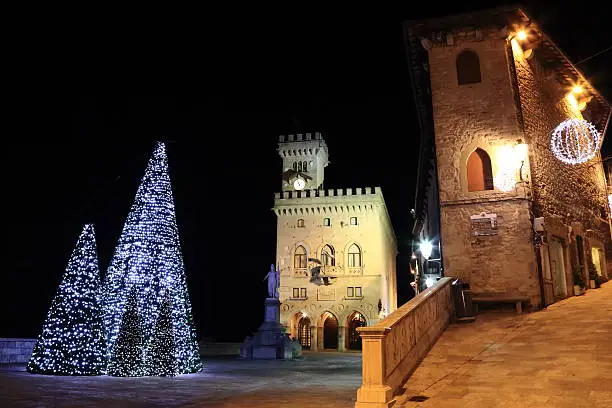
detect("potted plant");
top-left (588, 262), bottom-right (598, 289)
top-left (573, 266), bottom-right (585, 295)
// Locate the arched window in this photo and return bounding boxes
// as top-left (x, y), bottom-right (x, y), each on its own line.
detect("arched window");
top-left (298, 161), bottom-right (303, 172)
top-left (294, 245), bottom-right (307, 268)
top-left (293, 162), bottom-right (298, 171)
top-left (467, 148), bottom-right (494, 191)
top-left (456, 50), bottom-right (481, 85)
top-left (303, 161), bottom-right (308, 172)
top-left (321, 244), bottom-right (335, 266)
top-left (348, 244), bottom-right (362, 267)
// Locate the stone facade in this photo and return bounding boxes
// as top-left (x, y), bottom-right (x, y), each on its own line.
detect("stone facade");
top-left (273, 134), bottom-right (397, 351)
top-left (407, 7), bottom-right (611, 309)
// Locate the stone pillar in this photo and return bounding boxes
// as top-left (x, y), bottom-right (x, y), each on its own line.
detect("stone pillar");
top-left (355, 327), bottom-right (393, 408)
top-left (264, 298), bottom-right (280, 323)
top-left (338, 325), bottom-right (346, 351)
top-left (317, 326), bottom-right (324, 350)
top-left (310, 325), bottom-right (318, 351)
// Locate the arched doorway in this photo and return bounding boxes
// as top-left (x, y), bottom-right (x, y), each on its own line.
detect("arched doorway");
top-left (347, 312), bottom-right (367, 350)
top-left (297, 315), bottom-right (311, 349)
top-left (322, 312), bottom-right (338, 350)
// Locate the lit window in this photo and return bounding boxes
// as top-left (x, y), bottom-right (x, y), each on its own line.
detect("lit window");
top-left (350, 217), bottom-right (358, 225)
top-left (294, 245), bottom-right (307, 268)
top-left (348, 244), bottom-right (362, 267)
top-left (321, 245), bottom-right (335, 266)
top-left (467, 148), bottom-right (494, 191)
top-left (323, 218), bottom-right (331, 226)
top-left (456, 50), bottom-right (481, 85)
top-left (297, 219), bottom-right (305, 227)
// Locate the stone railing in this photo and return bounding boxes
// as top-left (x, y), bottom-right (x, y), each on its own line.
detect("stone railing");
top-left (0, 338), bottom-right (37, 364)
top-left (354, 277), bottom-right (454, 408)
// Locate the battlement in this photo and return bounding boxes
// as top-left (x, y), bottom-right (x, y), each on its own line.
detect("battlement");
top-left (274, 187), bottom-right (382, 200)
top-left (278, 132), bottom-right (323, 143)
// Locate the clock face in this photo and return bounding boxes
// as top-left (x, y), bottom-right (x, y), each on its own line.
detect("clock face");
top-left (293, 178), bottom-right (306, 190)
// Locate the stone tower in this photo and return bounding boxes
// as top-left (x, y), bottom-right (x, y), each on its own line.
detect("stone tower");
top-left (278, 132), bottom-right (329, 191)
top-left (406, 6), bottom-right (611, 309)
top-left (273, 132), bottom-right (398, 352)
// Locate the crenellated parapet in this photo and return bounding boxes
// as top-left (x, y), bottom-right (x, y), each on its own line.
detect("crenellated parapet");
top-left (273, 187), bottom-right (382, 214)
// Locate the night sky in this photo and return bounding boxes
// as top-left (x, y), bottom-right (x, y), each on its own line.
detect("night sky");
top-left (3, 2), bottom-right (610, 342)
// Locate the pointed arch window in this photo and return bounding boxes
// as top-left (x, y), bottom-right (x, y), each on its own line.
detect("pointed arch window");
top-left (467, 148), bottom-right (494, 191)
top-left (303, 161), bottom-right (308, 172)
top-left (321, 245), bottom-right (335, 266)
top-left (297, 161), bottom-right (303, 172)
top-left (293, 162), bottom-right (298, 171)
top-left (294, 245), bottom-right (307, 268)
top-left (348, 244), bottom-right (362, 267)
top-left (456, 50), bottom-right (481, 85)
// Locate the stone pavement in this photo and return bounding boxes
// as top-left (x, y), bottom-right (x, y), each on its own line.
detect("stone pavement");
top-left (395, 281), bottom-right (612, 408)
top-left (0, 351), bottom-right (361, 407)
top-left (1, 282), bottom-right (610, 407)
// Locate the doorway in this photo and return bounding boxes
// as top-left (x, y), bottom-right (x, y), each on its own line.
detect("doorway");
top-left (347, 312), bottom-right (366, 350)
top-left (550, 237), bottom-right (568, 299)
top-left (591, 247), bottom-right (603, 276)
top-left (297, 316), bottom-right (311, 349)
top-left (323, 314), bottom-right (338, 350)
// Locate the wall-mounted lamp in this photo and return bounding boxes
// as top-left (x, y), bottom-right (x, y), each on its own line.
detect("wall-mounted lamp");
top-left (514, 140), bottom-right (528, 181)
top-left (419, 240), bottom-right (433, 260)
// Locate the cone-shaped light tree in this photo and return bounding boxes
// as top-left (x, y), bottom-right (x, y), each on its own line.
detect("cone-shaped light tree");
top-left (102, 141), bottom-right (202, 374)
top-left (107, 288), bottom-right (145, 376)
top-left (27, 224), bottom-right (107, 375)
top-left (145, 290), bottom-right (179, 376)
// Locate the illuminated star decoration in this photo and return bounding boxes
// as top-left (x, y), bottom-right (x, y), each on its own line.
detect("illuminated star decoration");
top-left (550, 118), bottom-right (602, 165)
top-left (102, 141), bottom-right (202, 374)
top-left (27, 224), bottom-right (107, 376)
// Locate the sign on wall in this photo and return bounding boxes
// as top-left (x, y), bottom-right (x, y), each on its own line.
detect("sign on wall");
top-left (317, 287), bottom-right (335, 301)
top-left (470, 212), bottom-right (498, 236)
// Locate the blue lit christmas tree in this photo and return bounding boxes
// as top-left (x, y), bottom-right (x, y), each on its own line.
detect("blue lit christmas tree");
top-left (27, 224), bottom-right (107, 376)
top-left (102, 142), bottom-right (202, 374)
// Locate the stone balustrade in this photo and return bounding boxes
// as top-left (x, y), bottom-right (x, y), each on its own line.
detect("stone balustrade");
top-left (354, 277), bottom-right (454, 408)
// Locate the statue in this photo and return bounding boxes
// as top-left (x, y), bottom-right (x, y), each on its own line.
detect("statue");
top-left (264, 264), bottom-right (280, 298)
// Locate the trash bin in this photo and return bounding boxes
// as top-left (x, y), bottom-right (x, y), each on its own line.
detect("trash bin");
top-left (451, 278), bottom-right (474, 321)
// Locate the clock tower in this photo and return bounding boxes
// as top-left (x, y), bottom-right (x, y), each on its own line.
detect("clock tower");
top-left (278, 132), bottom-right (329, 191)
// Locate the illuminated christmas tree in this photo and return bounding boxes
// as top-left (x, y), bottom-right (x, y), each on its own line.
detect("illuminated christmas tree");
top-left (27, 224), bottom-right (107, 376)
top-left (102, 141), bottom-right (202, 374)
top-left (107, 288), bottom-right (145, 376)
top-left (145, 291), bottom-right (178, 376)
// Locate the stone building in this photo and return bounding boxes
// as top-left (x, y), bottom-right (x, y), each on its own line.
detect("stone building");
top-left (273, 132), bottom-right (397, 351)
top-left (406, 6), bottom-right (611, 308)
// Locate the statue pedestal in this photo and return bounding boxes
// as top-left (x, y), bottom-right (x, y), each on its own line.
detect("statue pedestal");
top-left (240, 298), bottom-right (302, 360)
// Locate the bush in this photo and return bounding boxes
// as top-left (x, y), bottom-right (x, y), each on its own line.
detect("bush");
top-left (573, 267), bottom-right (585, 288)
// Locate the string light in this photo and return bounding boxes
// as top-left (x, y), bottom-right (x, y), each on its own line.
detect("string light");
top-left (27, 224), bottom-right (107, 376)
top-left (145, 291), bottom-right (179, 376)
top-left (107, 288), bottom-right (146, 376)
top-left (102, 142), bottom-right (202, 375)
top-left (550, 118), bottom-right (601, 165)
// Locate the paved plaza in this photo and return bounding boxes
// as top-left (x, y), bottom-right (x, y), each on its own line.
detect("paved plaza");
top-left (1, 282), bottom-right (611, 407)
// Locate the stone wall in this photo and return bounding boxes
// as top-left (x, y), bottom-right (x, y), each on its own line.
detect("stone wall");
top-left (511, 37), bottom-right (610, 283)
top-left (0, 338), bottom-right (36, 364)
top-left (426, 28), bottom-right (541, 305)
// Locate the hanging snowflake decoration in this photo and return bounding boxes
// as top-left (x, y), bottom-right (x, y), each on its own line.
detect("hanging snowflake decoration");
top-left (550, 118), bottom-right (602, 165)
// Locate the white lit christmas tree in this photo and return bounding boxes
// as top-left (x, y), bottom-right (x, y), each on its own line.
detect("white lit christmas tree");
top-left (145, 290), bottom-right (179, 376)
top-left (102, 141), bottom-right (202, 374)
top-left (27, 224), bottom-right (107, 376)
top-left (107, 288), bottom-right (145, 377)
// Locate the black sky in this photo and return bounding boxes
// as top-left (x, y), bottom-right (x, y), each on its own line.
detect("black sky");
top-left (3, 2), bottom-right (610, 342)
